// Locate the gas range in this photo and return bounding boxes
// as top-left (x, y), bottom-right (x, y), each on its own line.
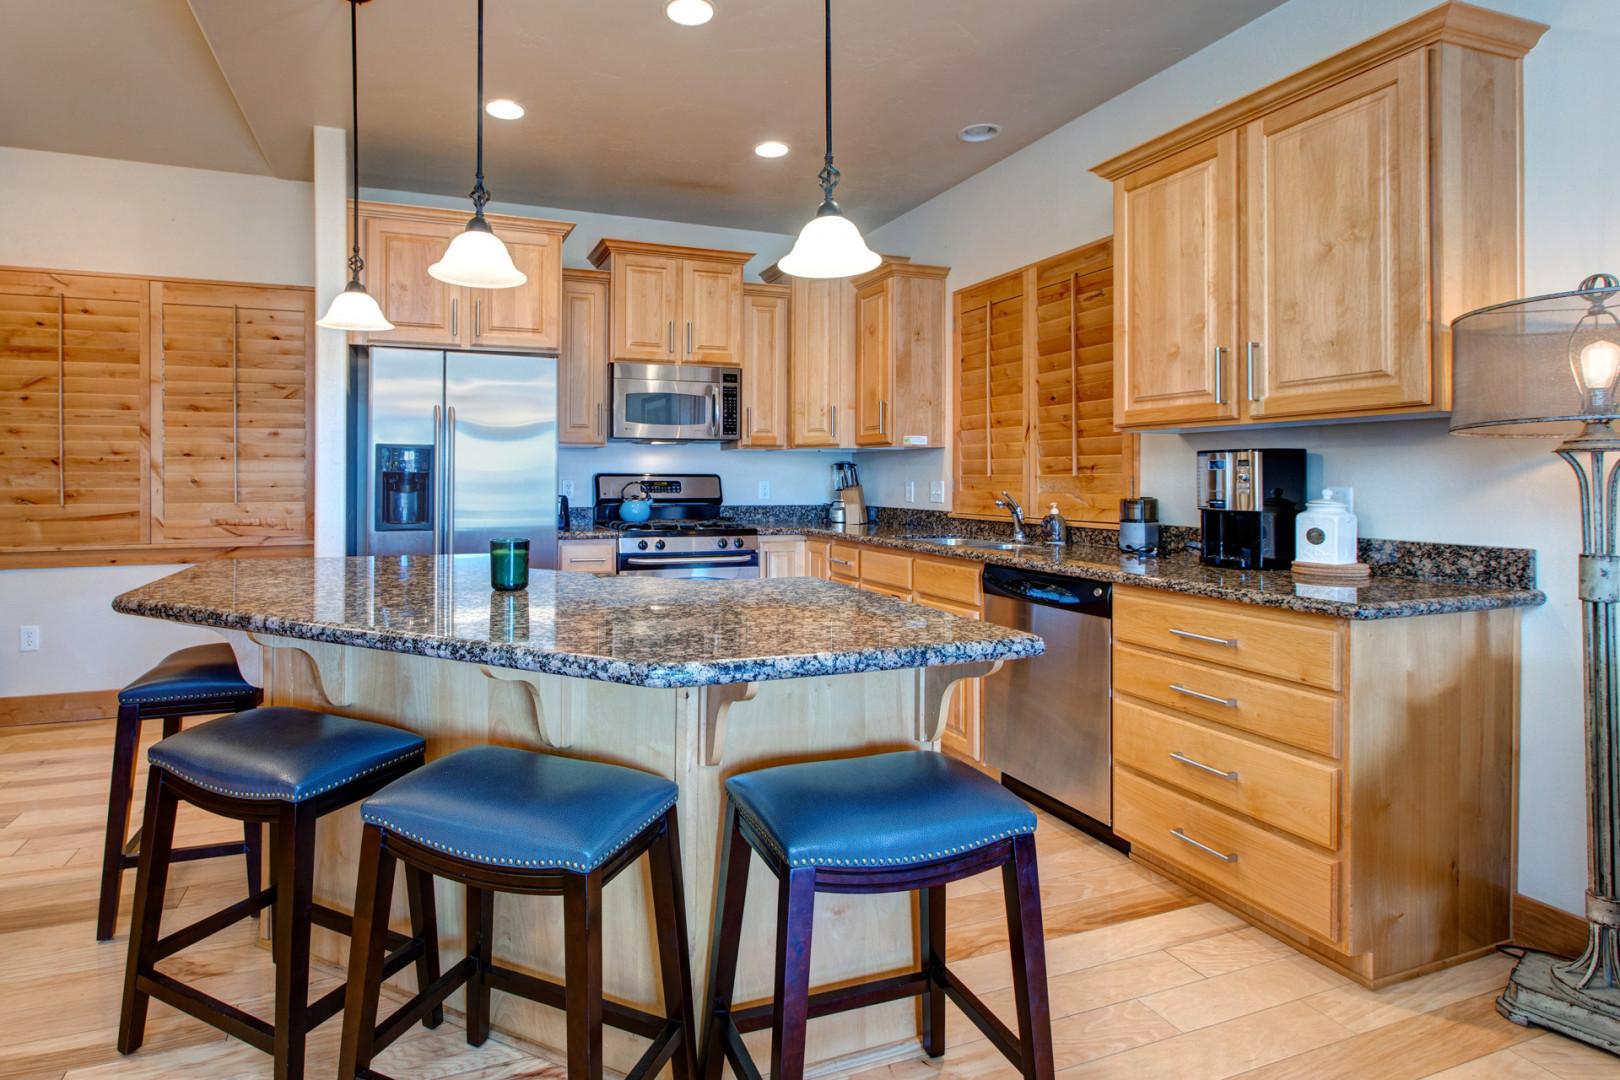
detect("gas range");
top-left (592, 473), bottom-right (760, 579)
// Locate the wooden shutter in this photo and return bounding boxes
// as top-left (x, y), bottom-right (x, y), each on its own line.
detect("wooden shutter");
top-left (953, 271), bottom-right (1027, 519)
top-left (153, 282), bottom-right (313, 544)
top-left (0, 270), bottom-right (147, 549)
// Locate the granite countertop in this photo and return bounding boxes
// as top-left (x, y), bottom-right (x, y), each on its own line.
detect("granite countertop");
top-left (112, 556), bottom-right (1043, 688)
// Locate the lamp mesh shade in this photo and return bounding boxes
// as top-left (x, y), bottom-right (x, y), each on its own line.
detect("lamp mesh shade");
top-left (1450, 285), bottom-right (1620, 437)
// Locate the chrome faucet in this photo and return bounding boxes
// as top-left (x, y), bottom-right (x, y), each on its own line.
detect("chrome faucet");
top-left (994, 491), bottom-right (1027, 543)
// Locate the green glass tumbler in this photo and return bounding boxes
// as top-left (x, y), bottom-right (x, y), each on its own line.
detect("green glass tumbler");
top-left (490, 538), bottom-right (530, 591)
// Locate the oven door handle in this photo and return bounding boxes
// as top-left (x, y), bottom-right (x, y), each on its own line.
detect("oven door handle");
top-left (624, 554), bottom-right (756, 567)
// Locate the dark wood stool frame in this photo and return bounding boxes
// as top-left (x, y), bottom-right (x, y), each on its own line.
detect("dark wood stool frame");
top-left (118, 752), bottom-right (436, 1080)
top-left (97, 686), bottom-right (264, 940)
top-left (339, 807), bottom-right (699, 1080)
top-left (702, 804), bottom-right (1056, 1080)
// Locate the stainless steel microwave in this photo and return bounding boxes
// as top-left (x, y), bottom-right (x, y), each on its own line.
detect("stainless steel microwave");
top-left (611, 361), bottom-right (741, 441)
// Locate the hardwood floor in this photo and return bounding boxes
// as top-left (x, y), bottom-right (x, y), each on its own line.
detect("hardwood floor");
top-left (0, 718), bottom-right (1610, 1079)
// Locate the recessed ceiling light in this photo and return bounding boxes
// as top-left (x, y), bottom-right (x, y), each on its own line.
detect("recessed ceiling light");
top-left (959, 122), bottom-right (1001, 143)
top-left (486, 98), bottom-right (524, 120)
top-left (754, 140), bottom-right (789, 159)
top-left (665, 0), bottom-right (714, 26)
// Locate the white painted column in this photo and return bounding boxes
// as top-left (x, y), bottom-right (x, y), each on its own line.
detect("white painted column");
top-left (311, 125), bottom-right (349, 558)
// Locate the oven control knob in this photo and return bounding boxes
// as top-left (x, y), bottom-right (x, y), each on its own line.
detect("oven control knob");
top-left (732, 538), bottom-right (745, 549)
top-left (717, 538), bottom-right (729, 549)
top-left (637, 540), bottom-right (648, 551)
top-left (655, 540), bottom-right (666, 550)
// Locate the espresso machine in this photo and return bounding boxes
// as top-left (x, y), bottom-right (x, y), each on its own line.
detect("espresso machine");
top-left (1196, 448), bottom-right (1306, 570)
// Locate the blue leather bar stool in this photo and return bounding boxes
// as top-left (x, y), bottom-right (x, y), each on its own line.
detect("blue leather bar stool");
top-left (702, 751), bottom-right (1055, 1080)
top-left (338, 746), bottom-right (699, 1080)
top-left (98, 642), bottom-right (263, 940)
top-left (117, 707), bottom-right (434, 1080)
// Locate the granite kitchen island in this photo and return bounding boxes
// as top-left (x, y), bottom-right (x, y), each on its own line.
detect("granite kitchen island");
top-left (113, 555), bottom-right (1043, 1074)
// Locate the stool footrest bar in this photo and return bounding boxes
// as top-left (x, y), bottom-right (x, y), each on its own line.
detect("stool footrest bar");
top-left (937, 963), bottom-right (1025, 1069)
top-left (484, 963), bottom-right (668, 1039)
top-left (138, 970), bottom-right (274, 1053)
top-left (151, 888), bottom-right (276, 961)
top-left (731, 969), bottom-right (932, 1033)
top-left (373, 955), bottom-right (478, 1052)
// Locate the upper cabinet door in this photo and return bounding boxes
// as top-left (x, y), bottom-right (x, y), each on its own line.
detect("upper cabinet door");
top-left (1244, 53), bottom-right (1429, 419)
top-left (469, 231), bottom-right (564, 352)
top-left (682, 257), bottom-right (743, 366)
top-left (559, 271), bottom-right (610, 445)
top-left (854, 278), bottom-right (894, 446)
top-left (1114, 132), bottom-right (1240, 427)
top-left (362, 215), bottom-right (464, 347)
top-left (786, 275), bottom-right (854, 448)
top-left (613, 252), bottom-right (681, 362)
top-left (739, 286), bottom-right (789, 447)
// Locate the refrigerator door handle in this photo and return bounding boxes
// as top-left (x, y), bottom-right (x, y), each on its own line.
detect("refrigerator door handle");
top-left (445, 405), bottom-right (457, 555)
top-left (431, 404), bottom-right (444, 561)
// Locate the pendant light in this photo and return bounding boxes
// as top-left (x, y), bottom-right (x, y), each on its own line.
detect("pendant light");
top-left (318, 0), bottom-right (393, 332)
top-left (428, 0), bottom-right (526, 289)
top-left (777, 0), bottom-right (880, 279)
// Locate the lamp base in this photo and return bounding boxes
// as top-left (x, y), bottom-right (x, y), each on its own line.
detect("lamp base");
top-left (1498, 949), bottom-right (1620, 1055)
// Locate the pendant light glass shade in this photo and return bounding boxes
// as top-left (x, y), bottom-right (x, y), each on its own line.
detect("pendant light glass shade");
top-left (431, 0), bottom-right (524, 290)
top-left (429, 219), bottom-right (527, 288)
top-left (778, 200), bottom-right (880, 279)
top-left (781, 0), bottom-right (878, 280)
top-left (319, 281), bottom-right (394, 331)
top-left (318, 0), bottom-right (393, 332)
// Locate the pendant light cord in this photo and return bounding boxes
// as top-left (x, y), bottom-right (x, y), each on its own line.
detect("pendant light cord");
top-left (470, 0), bottom-right (490, 215)
top-left (817, 0), bottom-right (840, 204)
top-left (347, 0), bottom-right (363, 278)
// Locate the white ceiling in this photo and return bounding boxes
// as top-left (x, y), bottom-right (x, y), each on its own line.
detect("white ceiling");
top-left (0, 0), bottom-right (1287, 233)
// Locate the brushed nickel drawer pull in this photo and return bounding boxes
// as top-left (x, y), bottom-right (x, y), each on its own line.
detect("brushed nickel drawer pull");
top-left (829, 557), bottom-right (855, 567)
top-left (1170, 751), bottom-right (1240, 782)
top-left (1170, 683), bottom-right (1238, 708)
top-left (1169, 627), bottom-right (1237, 647)
top-left (1171, 828), bottom-right (1239, 863)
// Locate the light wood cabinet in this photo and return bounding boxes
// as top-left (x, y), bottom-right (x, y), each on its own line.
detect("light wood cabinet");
top-left (559, 269), bottom-right (610, 446)
top-left (589, 240), bottom-right (750, 366)
top-left (556, 538), bottom-right (616, 575)
top-left (760, 266), bottom-right (855, 448)
top-left (805, 538), bottom-right (830, 579)
top-left (759, 536), bottom-right (807, 577)
top-left (953, 238), bottom-right (1137, 527)
top-left (852, 261), bottom-right (949, 448)
top-left (1095, 4), bottom-right (1543, 430)
top-left (150, 282), bottom-right (315, 545)
top-left (1110, 584), bottom-right (1519, 987)
top-left (354, 201), bottom-right (571, 353)
top-left (738, 284), bottom-right (789, 448)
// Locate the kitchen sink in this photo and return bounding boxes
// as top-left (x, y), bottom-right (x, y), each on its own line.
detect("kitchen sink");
top-left (911, 536), bottom-right (1032, 551)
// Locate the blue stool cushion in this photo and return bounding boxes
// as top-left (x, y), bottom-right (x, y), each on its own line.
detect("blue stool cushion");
top-left (361, 746), bottom-right (678, 873)
top-left (148, 707), bottom-right (425, 803)
top-left (725, 751), bottom-right (1037, 870)
top-left (119, 643), bottom-right (256, 707)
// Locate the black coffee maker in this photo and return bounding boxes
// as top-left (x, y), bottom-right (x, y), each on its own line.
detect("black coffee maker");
top-left (1196, 448), bottom-right (1306, 570)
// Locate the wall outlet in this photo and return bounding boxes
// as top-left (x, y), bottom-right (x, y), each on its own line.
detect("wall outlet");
top-left (905, 480), bottom-right (916, 503)
top-left (757, 480), bottom-right (771, 501)
top-left (929, 481), bottom-right (946, 504)
top-left (559, 479), bottom-right (575, 499)
top-left (19, 625), bottom-right (40, 652)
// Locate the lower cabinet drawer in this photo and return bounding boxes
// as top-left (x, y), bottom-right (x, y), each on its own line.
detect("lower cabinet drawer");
top-left (859, 581), bottom-right (911, 600)
top-left (1115, 768), bottom-right (1341, 944)
top-left (828, 543), bottom-right (861, 580)
top-left (859, 548), bottom-right (913, 591)
top-left (912, 555), bottom-right (981, 606)
top-left (1114, 698), bottom-right (1340, 848)
top-left (557, 540), bottom-right (617, 575)
top-left (1114, 643), bottom-right (1342, 757)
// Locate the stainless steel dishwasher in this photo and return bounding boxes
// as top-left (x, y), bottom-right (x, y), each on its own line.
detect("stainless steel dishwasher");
top-left (981, 564), bottom-right (1115, 832)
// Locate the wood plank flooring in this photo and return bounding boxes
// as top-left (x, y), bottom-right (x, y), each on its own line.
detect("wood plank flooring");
top-left (1, 718), bottom-right (1612, 1079)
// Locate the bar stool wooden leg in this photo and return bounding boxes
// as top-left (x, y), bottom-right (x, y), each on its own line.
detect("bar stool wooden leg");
top-left (702, 806), bottom-right (753, 1080)
top-left (271, 805), bottom-right (318, 1080)
top-left (96, 703), bottom-right (143, 941)
top-left (1002, 833), bottom-right (1053, 1080)
top-left (648, 809), bottom-right (699, 1080)
top-left (117, 769), bottom-right (179, 1053)
top-left (465, 886), bottom-right (495, 1046)
top-left (339, 823), bottom-right (395, 1080)
top-left (770, 866), bottom-right (817, 1080)
top-left (919, 885), bottom-right (947, 1058)
top-left (243, 821), bottom-right (264, 899)
top-left (404, 866), bottom-right (444, 1028)
top-left (564, 873), bottom-right (605, 1080)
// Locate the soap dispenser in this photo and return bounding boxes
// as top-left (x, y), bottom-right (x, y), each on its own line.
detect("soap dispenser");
top-left (1041, 503), bottom-right (1067, 545)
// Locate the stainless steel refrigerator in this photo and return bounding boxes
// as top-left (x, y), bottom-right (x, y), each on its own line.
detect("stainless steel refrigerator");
top-left (348, 347), bottom-right (558, 568)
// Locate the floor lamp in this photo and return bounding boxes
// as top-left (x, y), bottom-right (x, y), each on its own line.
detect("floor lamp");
top-left (1451, 273), bottom-right (1620, 1053)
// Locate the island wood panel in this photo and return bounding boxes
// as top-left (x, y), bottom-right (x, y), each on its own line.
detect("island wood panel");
top-left (150, 282), bottom-right (314, 544)
top-left (0, 270), bottom-right (149, 549)
top-left (259, 641), bottom-right (937, 1076)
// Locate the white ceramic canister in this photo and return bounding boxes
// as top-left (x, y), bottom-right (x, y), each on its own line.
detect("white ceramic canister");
top-left (1295, 489), bottom-right (1358, 565)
